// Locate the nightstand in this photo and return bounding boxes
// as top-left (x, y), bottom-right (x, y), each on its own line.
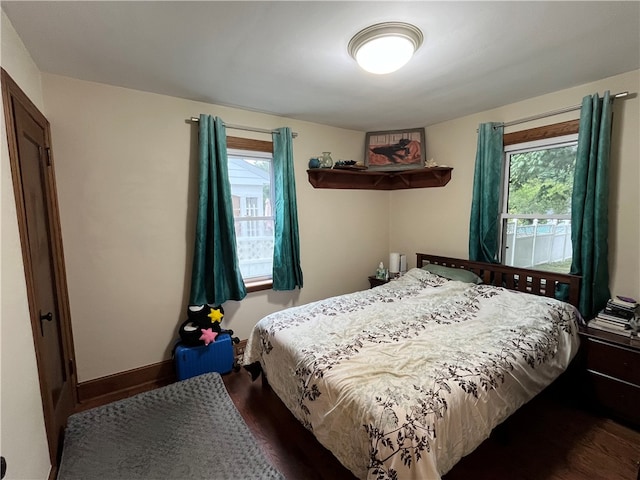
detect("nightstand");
top-left (579, 326), bottom-right (640, 428)
top-left (368, 276), bottom-right (389, 288)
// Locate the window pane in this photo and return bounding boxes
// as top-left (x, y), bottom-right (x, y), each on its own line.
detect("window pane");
top-left (503, 218), bottom-right (572, 273)
top-left (501, 135), bottom-right (577, 274)
top-left (507, 144), bottom-right (577, 215)
top-left (227, 155), bottom-right (274, 280)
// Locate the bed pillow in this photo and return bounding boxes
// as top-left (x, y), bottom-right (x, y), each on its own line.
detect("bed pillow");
top-left (421, 264), bottom-right (483, 284)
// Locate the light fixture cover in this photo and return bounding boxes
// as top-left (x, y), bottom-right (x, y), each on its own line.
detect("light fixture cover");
top-left (348, 22), bottom-right (423, 74)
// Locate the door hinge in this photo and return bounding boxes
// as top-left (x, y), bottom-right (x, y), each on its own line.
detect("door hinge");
top-left (45, 147), bottom-right (52, 166)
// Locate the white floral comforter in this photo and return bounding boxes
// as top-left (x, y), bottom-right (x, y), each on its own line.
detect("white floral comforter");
top-left (244, 268), bottom-right (580, 480)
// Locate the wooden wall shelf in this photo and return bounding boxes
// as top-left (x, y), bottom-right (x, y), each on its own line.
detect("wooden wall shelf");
top-left (307, 167), bottom-right (453, 190)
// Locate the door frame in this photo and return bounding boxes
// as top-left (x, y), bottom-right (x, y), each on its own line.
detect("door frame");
top-left (1, 68), bottom-right (78, 465)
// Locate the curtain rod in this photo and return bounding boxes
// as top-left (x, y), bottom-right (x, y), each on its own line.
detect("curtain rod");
top-left (188, 117), bottom-right (298, 138)
top-left (497, 91), bottom-right (630, 129)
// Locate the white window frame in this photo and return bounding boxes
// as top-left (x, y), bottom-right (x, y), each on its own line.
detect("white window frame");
top-left (227, 148), bottom-right (275, 284)
top-left (499, 133), bottom-right (578, 267)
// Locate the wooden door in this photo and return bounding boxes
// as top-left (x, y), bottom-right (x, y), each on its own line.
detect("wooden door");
top-left (2, 69), bottom-right (77, 467)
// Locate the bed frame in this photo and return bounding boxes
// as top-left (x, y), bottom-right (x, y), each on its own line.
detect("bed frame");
top-left (416, 253), bottom-right (581, 309)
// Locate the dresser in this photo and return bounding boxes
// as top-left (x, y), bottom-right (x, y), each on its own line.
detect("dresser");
top-left (579, 326), bottom-right (640, 428)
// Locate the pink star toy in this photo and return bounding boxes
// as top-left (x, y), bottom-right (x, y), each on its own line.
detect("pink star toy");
top-left (199, 328), bottom-right (218, 346)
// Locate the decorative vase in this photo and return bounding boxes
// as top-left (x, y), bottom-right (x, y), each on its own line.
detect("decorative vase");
top-left (320, 152), bottom-right (333, 168)
top-left (308, 157), bottom-right (320, 169)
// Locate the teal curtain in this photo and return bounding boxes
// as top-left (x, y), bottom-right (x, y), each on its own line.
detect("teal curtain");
top-left (569, 92), bottom-right (612, 319)
top-left (271, 127), bottom-right (303, 290)
top-left (189, 115), bottom-right (247, 305)
top-left (469, 122), bottom-right (504, 263)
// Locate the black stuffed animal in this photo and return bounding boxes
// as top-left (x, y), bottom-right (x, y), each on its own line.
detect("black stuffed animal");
top-left (178, 304), bottom-right (239, 346)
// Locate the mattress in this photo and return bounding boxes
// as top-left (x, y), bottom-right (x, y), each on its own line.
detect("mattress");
top-left (245, 268), bottom-right (580, 479)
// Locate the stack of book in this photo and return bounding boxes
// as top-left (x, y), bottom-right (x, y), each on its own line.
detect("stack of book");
top-left (589, 295), bottom-right (638, 336)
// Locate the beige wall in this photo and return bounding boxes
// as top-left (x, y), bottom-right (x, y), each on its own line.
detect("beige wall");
top-left (41, 73), bottom-right (389, 382)
top-left (3, 8), bottom-right (638, 476)
top-left (391, 69), bottom-right (640, 301)
top-left (0, 10), bottom-right (52, 480)
top-left (40, 69), bottom-right (640, 384)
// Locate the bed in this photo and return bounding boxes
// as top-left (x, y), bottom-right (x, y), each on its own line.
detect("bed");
top-left (244, 254), bottom-right (582, 479)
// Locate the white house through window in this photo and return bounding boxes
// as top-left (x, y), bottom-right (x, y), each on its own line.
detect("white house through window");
top-left (227, 149), bottom-right (274, 281)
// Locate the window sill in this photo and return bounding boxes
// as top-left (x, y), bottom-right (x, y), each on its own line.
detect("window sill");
top-left (245, 278), bottom-right (272, 293)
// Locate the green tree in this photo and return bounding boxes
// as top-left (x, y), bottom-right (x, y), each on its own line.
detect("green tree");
top-left (508, 145), bottom-right (576, 216)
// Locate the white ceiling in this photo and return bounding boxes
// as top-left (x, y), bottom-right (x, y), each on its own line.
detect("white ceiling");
top-left (3, 1), bottom-right (639, 132)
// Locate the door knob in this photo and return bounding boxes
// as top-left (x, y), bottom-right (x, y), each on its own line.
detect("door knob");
top-left (39, 311), bottom-right (53, 335)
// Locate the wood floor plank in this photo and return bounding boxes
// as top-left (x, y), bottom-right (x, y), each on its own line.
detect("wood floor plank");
top-left (222, 370), bottom-right (640, 480)
top-left (74, 368), bottom-right (639, 479)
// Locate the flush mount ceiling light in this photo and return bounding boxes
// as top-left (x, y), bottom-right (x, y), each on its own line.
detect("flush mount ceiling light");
top-left (348, 22), bottom-right (423, 75)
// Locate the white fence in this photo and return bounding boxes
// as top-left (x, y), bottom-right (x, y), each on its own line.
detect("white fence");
top-left (504, 220), bottom-right (572, 269)
top-left (235, 217), bottom-right (274, 278)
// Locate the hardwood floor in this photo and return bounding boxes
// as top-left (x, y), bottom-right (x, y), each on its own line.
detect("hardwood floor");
top-left (73, 368), bottom-right (640, 479)
top-left (222, 370), bottom-right (640, 480)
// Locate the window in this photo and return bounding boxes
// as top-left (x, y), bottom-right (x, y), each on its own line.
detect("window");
top-left (500, 122), bottom-right (579, 274)
top-left (227, 137), bottom-right (274, 290)
top-left (245, 197), bottom-right (259, 217)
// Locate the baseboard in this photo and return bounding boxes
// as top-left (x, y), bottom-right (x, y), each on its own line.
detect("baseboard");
top-left (76, 360), bottom-right (176, 410)
top-left (76, 339), bottom-right (249, 411)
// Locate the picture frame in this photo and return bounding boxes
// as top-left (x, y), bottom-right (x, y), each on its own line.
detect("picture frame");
top-left (365, 127), bottom-right (426, 171)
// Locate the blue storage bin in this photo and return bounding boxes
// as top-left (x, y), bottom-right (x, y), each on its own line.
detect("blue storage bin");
top-left (174, 334), bottom-right (234, 380)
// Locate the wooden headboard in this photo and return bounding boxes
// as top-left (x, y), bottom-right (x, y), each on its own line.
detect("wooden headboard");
top-left (416, 253), bottom-right (581, 309)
